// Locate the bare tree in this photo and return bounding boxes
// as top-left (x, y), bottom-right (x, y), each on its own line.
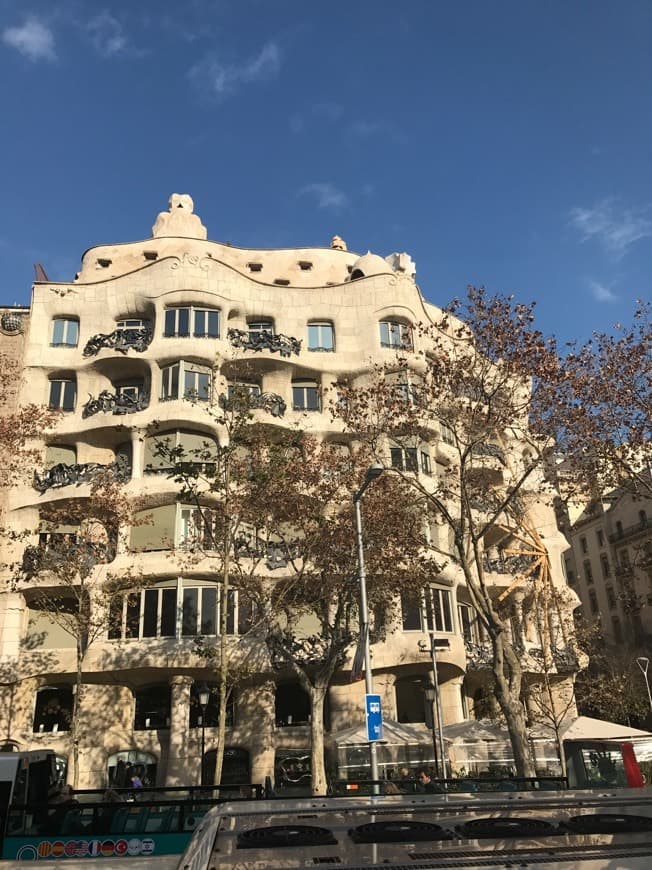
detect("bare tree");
top-left (16, 472), bottom-right (133, 788)
top-left (334, 287), bottom-right (578, 777)
top-left (548, 301), bottom-right (651, 499)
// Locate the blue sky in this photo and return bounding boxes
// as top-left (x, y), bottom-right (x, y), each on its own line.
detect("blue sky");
top-left (1, 0), bottom-right (650, 344)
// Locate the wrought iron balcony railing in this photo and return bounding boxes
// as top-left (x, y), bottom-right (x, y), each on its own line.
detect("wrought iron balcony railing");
top-left (608, 517), bottom-right (649, 543)
top-left (83, 326), bottom-right (153, 357)
top-left (33, 456), bottom-right (131, 493)
top-left (22, 538), bottom-right (116, 575)
top-left (227, 328), bottom-right (301, 358)
top-left (218, 391), bottom-right (287, 418)
top-left (82, 389), bottom-right (149, 418)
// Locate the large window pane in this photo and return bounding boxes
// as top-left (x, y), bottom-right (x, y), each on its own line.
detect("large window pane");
top-left (401, 593), bottom-right (422, 630)
top-left (201, 587), bottom-right (217, 635)
top-left (161, 589), bottom-right (177, 636)
top-left (206, 310), bottom-right (220, 337)
top-left (108, 596), bottom-right (122, 640)
top-left (177, 308), bottom-right (190, 337)
top-left (125, 593), bottom-right (141, 639)
top-left (182, 588), bottom-right (199, 636)
top-left (164, 309), bottom-right (176, 337)
top-left (142, 589), bottom-right (158, 637)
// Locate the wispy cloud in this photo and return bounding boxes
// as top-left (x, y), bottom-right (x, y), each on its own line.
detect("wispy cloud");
top-left (569, 199), bottom-right (652, 257)
top-left (86, 11), bottom-right (128, 57)
top-left (588, 280), bottom-right (618, 303)
top-left (189, 41), bottom-right (281, 100)
top-left (2, 16), bottom-right (56, 62)
top-left (298, 183), bottom-right (348, 210)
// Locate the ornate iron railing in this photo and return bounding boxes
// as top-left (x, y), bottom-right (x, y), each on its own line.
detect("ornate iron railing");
top-left (22, 539), bottom-right (116, 575)
top-left (608, 517), bottom-right (649, 543)
top-left (82, 389), bottom-right (149, 418)
top-left (218, 391), bottom-right (287, 418)
top-left (227, 328), bottom-right (301, 358)
top-left (33, 456), bottom-right (131, 493)
top-left (472, 442), bottom-right (506, 464)
top-left (83, 326), bottom-right (153, 357)
top-left (463, 639), bottom-right (493, 668)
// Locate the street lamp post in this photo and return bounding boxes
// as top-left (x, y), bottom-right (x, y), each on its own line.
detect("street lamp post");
top-left (422, 681), bottom-right (439, 775)
top-left (636, 657), bottom-right (652, 712)
top-left (428, 635), bottom-right (449, 782)
top-left (197, 683), bottom-right (210, 785)
top-left (353, 462), bottom-right (384, 792)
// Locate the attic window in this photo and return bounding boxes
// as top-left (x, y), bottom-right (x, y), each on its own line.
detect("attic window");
top-left (143, 251), bottom-right (158, 261)
top-left (247, 262), bottom-right (263, 272)
top-left (274, 279), bottom-right (290, 286)
top-left (347, 265), bottom-right (353, 274)
top-left (97, 258), bottom-right (112, 268)
top-left (298, 261), bottom-right (313, 271)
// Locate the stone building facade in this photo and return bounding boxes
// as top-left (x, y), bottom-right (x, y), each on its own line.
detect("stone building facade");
top-left (0, 194), bottom-right (578, 788)
top-left (565, 481), bottom-right (652, 647)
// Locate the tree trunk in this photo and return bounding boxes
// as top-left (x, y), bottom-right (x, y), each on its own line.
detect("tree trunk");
top-left (71, 634), bottom-right (83, 789)
top-left (309, 683), bottom-right (328, 796)
top-left (492, 632), bottom-right (536, 777)
top-left (214, 479), bottom-right (232, 788)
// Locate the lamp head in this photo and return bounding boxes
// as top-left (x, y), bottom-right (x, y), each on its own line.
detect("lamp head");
top-left (197, 683), bottom-right (210, 707)
top-left (364, 463), bottom-right (385, 483)
top-left (422, 681), bottom-right (436, 702)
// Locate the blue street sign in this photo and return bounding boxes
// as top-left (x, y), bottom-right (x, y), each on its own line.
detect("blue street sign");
top-left (365, 693), bottom-right (383, 742)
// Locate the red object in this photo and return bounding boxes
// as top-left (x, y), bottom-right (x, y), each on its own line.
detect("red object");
top-left (622, 741), bottom-right (645, 787)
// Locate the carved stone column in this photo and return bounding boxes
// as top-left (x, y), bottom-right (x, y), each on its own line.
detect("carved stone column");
top-left (440, 675), bottom-right (465, 726)
top-left (130, 428), bottom-right (144, 479)
top-left (165, 675), bottom-right (193, 786)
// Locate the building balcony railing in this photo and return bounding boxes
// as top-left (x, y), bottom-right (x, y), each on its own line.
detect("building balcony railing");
top-left (463, 639), bottom-right (493, 669)
top-left (82, 389), bottom-right (149, 418)
top-left (227, 328), bottom-right (301, 358)
top-left (218, 391), bottom-right (287, 418)
top-left (83, 326), bottom-right (153, 357)
top-left (608, 518), bottom-right (649, 543)
top-left (22, 538), bottom-right (116, 575)
top-left (33, 457), bottom-right (131, 493)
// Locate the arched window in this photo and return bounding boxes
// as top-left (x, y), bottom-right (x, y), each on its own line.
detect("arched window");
top-left (189, 683), bottom-right (235, 728)
top-left (379, 320), bottom-right (413, 350)
top-left (201, 747), bottom-right (250, 786)
top-left (33, 686), bottom-right (73, 733)
top-left (144, 429), bottom-right (218, 475)
top-left (134, 685), bottom-right (171, 730)
top-left (107, 751), bottom-right (157, 788)
top-left (164, 306), bottom-right (220, 338)
top-left (275, 682), bottom-right (310, 727)
top-left (395, 677), bottom-right (427, 723)
top-left (48, 376), bottom-right (76, 411)
top-left (307, 321), bottom-right (334, 352)
top-left (292, 380), bottom-right (320, 412)
top-left (51, 317), bottom-right (79, 348)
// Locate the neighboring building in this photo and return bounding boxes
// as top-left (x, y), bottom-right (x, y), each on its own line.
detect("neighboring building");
top-left (0, 194), bottom-right (579, 787)
top-left (565, 480), bottom-right (652, 646)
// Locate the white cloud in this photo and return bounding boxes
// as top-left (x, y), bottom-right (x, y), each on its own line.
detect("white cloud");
top-left (298, 183), bottom-right (348, 210)
top-left (86, 11), bottom-right (127, 58)
top-left (588, 280), bottom-right (618, 303)
top-left (189, 41), bottom-right (281, 100)
top-left (2, 16), bottom-right (56, 62)
top-left (569, 199), bottom-right (652, 257)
